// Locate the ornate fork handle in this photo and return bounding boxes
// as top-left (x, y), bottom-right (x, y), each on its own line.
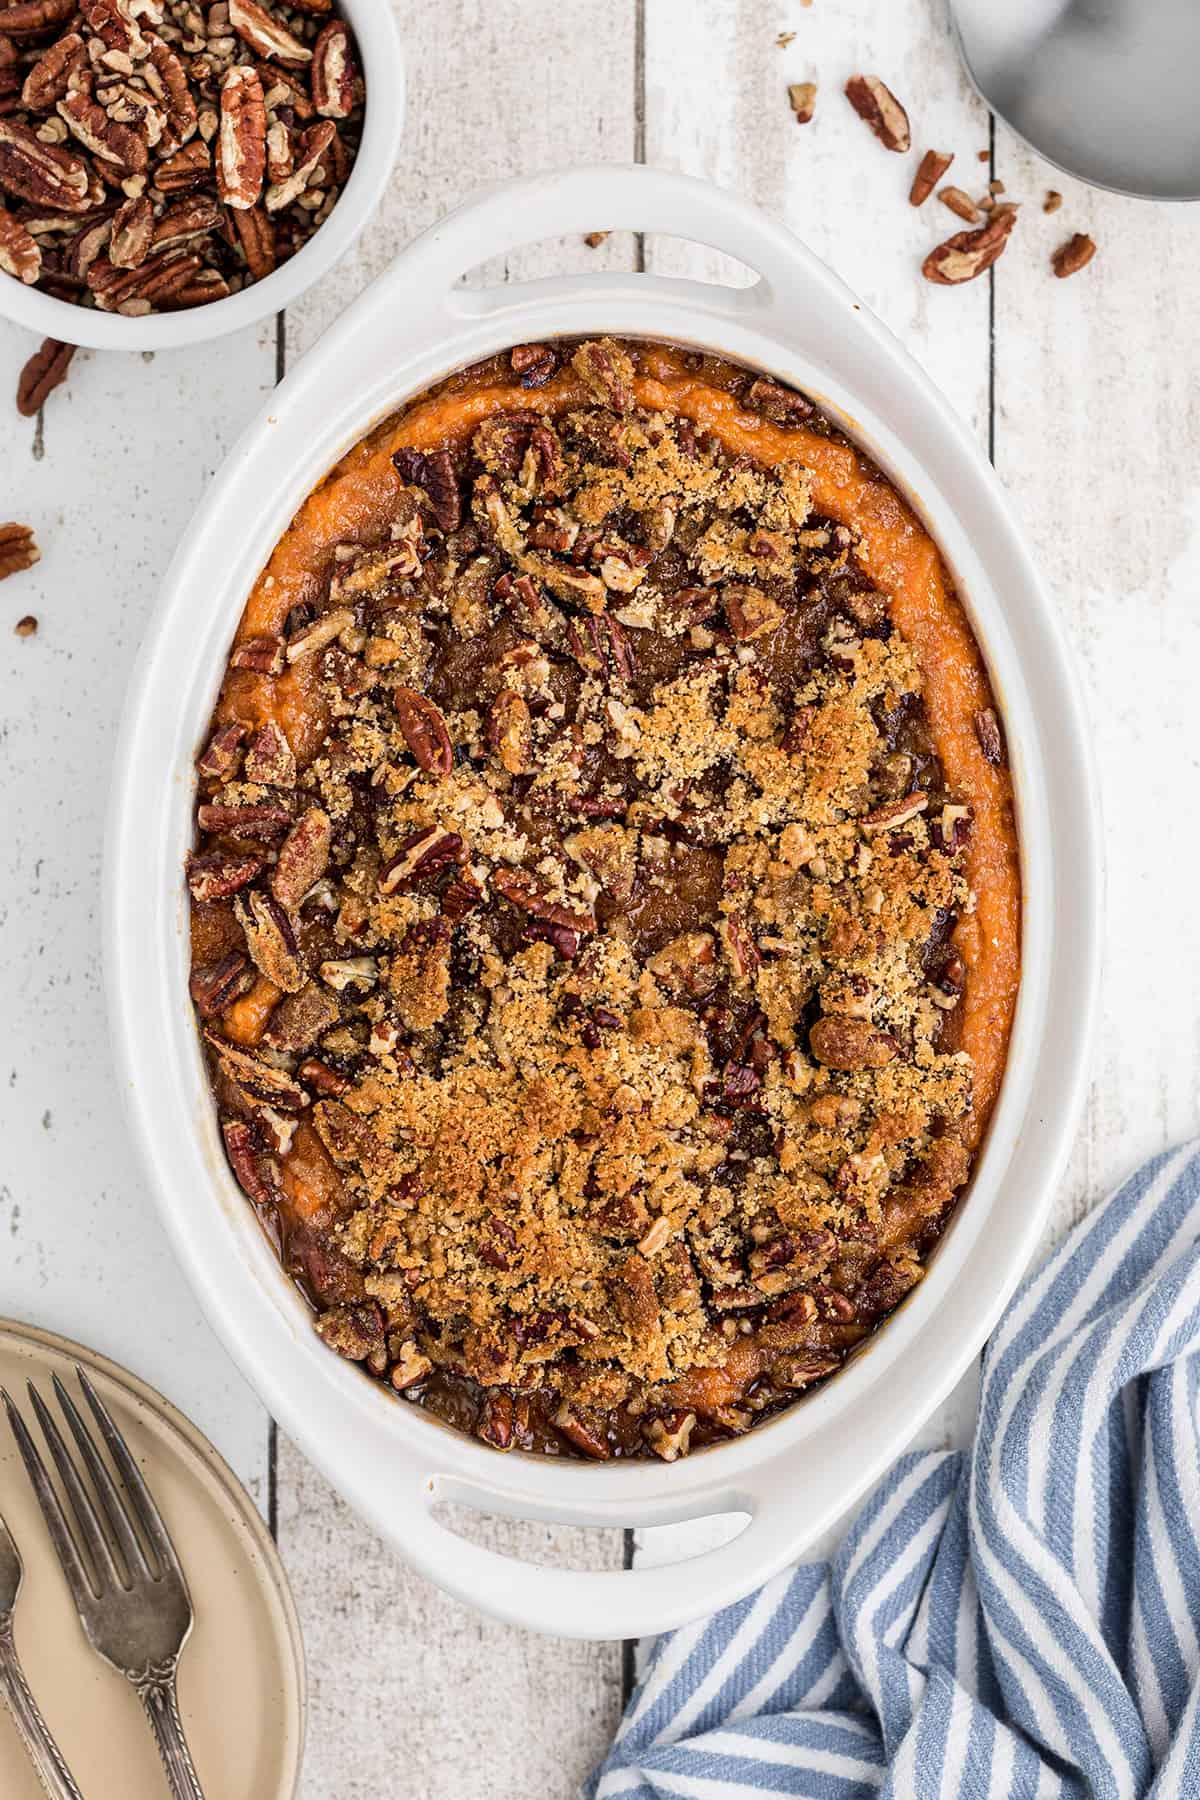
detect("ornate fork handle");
top-left (134, 1662), bottom-right (205, 1800)
top-left (0, 1616), bottom-right (83, 1800)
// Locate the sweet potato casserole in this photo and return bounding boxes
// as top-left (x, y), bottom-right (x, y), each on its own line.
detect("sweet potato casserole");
top-left (186, 337), bottom-right (1020, 1460)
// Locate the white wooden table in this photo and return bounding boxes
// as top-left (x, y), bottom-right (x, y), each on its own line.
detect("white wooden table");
top-left (4, 2), bottom-right (1200, 1793)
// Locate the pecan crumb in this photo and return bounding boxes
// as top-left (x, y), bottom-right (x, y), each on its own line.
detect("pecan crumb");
top-left (909, 149), bottom-right (953, 207)
top-left (787, 81), bottom-right (817, 125)
top-left (14, 613), bottom-right (37, 637)
top-left (1043, 190), bottom-right (1063, 214)
top-left (938, 186), bottom-right (980, 223)
top-left (583, 230), bottom-right (609, 248)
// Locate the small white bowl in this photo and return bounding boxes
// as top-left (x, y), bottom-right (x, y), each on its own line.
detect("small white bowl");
top-left (0, 0), bottom-right (404, 352)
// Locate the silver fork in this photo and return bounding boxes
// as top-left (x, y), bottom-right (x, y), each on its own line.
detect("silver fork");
top-left (0, 1512), bottom-right (83, 1799)
top-left (3, 1370), bottom-right (205, 1800)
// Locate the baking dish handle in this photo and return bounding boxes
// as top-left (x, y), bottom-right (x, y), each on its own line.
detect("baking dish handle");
top-left (397, 163), bottom-right (854, 327)
top-left (388, 1466), bottom-right (806, 1642)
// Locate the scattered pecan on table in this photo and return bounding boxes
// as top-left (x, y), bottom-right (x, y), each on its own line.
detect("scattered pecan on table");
top-left (0, 522), bottom-right (39, 579)
top-left (16, 334), bottom-right (73, 414)
top-left (0, 0), bottom-right (365, 320)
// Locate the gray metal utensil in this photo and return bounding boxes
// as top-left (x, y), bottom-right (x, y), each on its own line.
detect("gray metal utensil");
top-left (950, 0), bottom-right (1200, 199)
top-left (0, 1512), bottom-right (83, 1799)
top-left (3, 1371), bottom-right (205, 1800)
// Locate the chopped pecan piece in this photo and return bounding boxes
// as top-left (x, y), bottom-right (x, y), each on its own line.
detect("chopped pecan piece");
top-left (204, 1027), bottom-right (308, 1111)
top-left (974, 707), bottom-right (1005, 767)
top-left (1052, 233), bottom-right (1096, 279)
top-left (909, 149), bottom-right (953, 207)
top-left (316, 1301), bottom-right (384, 1362)
top-left (190, 950), bottom-right (255, 1018)
top-left (724, 584), bottom-right (786, 641)
top-left (243, 720), bottom-right (296, 787)
top-left (230, 633), bottom-right (284, 673)
top-left (844, 74), bottom-right (910, 152)
top-left (492, 868), bottom-right (597, 934)
top-left (644, 1410), bottom-right (696, 1461)
top-left (510, 342), bottom-right (557, 388)
top-left (923, 206), bottom-right (1017, 285)
top-left (571, 337), bottom-right (635, 413)
top-left (391, 446), bottom-right (461, 533)
top-left (744, 378), bottom-right (814, 427)
top-left (263, 117), bottom-right (332, 212)
top-left (553, 1402), bottom-right (610, 1460)
top-left (786, 81), bottom-right (816, 125)
top-left (379, 826), bottom-right (465, 893)
top-left (487, 688), bottom-right (533, 775)
top-left (153, 140), bottom-right (211, 194)
top-left (57, 89), bottom-right (147, 176)
top-left (938, 186), bottom-right (980, 223)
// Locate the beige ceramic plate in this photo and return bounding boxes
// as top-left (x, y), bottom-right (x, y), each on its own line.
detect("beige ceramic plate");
top-left (0, 1321), bottom-right (304, 1798)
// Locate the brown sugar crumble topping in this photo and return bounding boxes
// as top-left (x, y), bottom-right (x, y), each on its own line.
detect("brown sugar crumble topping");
top-left (189, 337), bottom-right (1006, 1462)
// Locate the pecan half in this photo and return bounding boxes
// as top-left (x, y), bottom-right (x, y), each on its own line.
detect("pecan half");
top-left (1052, 232), bottom-right (1096, 279)
top-left (0, 0), bottom-right (76, 41)
top-left (491, 868), bottom-right (597, 935)
top-left (221, 1118), bottom-right (279, 1208)
top-left (809, 1015), bottom-right (898, 1071)
top-left (786, 81), bottom-right (816, 125)
top-left (231, 200), bottom-right (275, 277)
top-left (236, 887), bottom-right (305, 991)
top-left (229, 0), bottom-right (312, 68)
top-left (243, 719), bottom-right (295, 786)
top-left (271, 806), bottom-right (331, 909)
top-left (21, 31), bottom-right (84, 109)
top-left (16, 336), bottom-right (73, 415)
top-left (391, 445), bottom-right (461, 533)
top-left (311, 17), bottom-right (353, 118)
top-left (487, 688), bottom-right (533, 775)
top-left (844, 75), bottom-right (910, 152)
top-left (909, 149), bottom-right (952, 207)
top-left (863, 791), bottom-right (928, 832)
top-left (144, 32), bottom-right (197, 158)
top-left (0, 203), bottom-right (39, 281)
top-left (262, 981), bottom-right (339, 1053)
top-left (186, 847), bottom-right (263, 902)
top-left (217, 63), bottom-right (265, 210)
top-left (0, 521), bottom-right (39, 579)
top-left (923, 205), bottom-right (1017, 285)
top-left (152, 193), bottom-right (221, 254)
top-left (441, 871), bottom-right (485, 922)
top-left (393, 686), bottom-right (453, 776)
top-left (263, 116), bottom-right (332, 212)
top-left (57, 88), bottom-right (147, 175)
top-left (88, 248), bottom-right (203, 313)
top-left (0, 119), bottom-right (91, 211)
top-left (108, 192), bottom-right (153, 267)
top-left (153, 140), bottom-right (210, 193)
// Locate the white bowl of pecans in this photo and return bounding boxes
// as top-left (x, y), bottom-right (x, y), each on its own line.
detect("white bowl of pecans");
top-left (0, 0), bottom-right (404, 350)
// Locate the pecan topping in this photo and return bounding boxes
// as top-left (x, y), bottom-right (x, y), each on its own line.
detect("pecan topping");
top-left (391, 446), bottom-right (461, 533)
top-left (236, 887), bottom-right (305, 991)
top-left (974, 707), bottom-right (1005, 767)
top-left (1052, 232), bottom-right (1096, 279)
top-left (510, 342), bottom-right (557, 388)
top-left (271, 806), bottom-right (331, 909)
top-left (217, 64), bottom-right (265, 210)
top-left (492, 868), bottom-right (597, 934)
top-left (204, 1027), bottom-right (308, 1111)
top-left (229, 0), bottom-right (313, 67)
top-left (393, 686), bottom-right (453, 776)
top-left (0, 522), bottom-right (39, 580)
top-left (744, 378), bottom-right (815, 427)
top-left (196, 799), bottom-right (292, 842)
top-left (786, 81), bottom-right (816, 124)
top-left (844, 74), bottom-right (910, 152)
top-left (311, 18), bottom-right (354, 118)
top-left (923, 205), bottom-right (1018, 285)
top-left (230, 633), bottom-right (284, 673)
top-left (571, 337), bottom-right (634, 412)
top-left (262, 982), bottom-right (339, 1053)
top-left (189, 951), bottom-right (254, 1019)
top-left (243, 719), bottom-right (296, 787)
top-left (221, 1119), bottom-right (279, 1208)
top-left (862, 791), bottom-right (928, 832)
top-left (0, 204), bottom-right (39, 282)
top-left (379, 826), bottom-right (465, 893)
top-left (724, 584), bottom-right (785, 641)
top-left (909, 149), bottom-right (953, 207)
top-left (186, 847), bottom-right (263, 903)
top-left (810, 1015), bottom-right (898, 1071)
top-left (196, 721), bottom-right (245, 780)
top-left (487, 688), bottom-right (533, 775)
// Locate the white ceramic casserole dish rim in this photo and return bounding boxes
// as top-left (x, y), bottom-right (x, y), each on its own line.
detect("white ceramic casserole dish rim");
top-left (0, 0), bottom-right (405, 352)
top-left (106, 164), bottom-right (1101, 1642)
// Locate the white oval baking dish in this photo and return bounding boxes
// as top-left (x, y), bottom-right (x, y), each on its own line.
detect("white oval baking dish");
top-left (107, 165), bottom-right (1101, 1642)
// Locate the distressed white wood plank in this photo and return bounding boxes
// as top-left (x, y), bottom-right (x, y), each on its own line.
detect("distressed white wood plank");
top-left (992, 136), bottom-right (1200, 1238)
top-left (0, 320), bottom-right (280, 1507)
top-left (643, 0), bottom-right (992, 439)
top-left (276, 1434), bottom-right (624, 1800)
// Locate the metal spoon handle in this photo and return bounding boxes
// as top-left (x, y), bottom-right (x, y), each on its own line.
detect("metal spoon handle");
top-left (136, 1670), bottom-right (205, 1800)
top-left (0, 1616), bottom-right (84, 1800)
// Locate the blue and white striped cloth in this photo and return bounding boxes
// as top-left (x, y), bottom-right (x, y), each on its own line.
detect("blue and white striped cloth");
top-left (587, 1144), bottom-right (1200, 1799)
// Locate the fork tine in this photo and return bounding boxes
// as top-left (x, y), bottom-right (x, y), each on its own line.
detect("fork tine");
top-left (74, 1368), bottom-right (184, 1582)
top-left (2, 1387), bottom-right (95, 1607)
top-left (26, 1382), bottom-right (123, 1597)
top-left (52, 1374), bottom-right (151, 1583)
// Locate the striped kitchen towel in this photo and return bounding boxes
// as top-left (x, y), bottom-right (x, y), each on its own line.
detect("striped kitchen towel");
top-left (586, 1144), bottom-right (1200, 1799)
